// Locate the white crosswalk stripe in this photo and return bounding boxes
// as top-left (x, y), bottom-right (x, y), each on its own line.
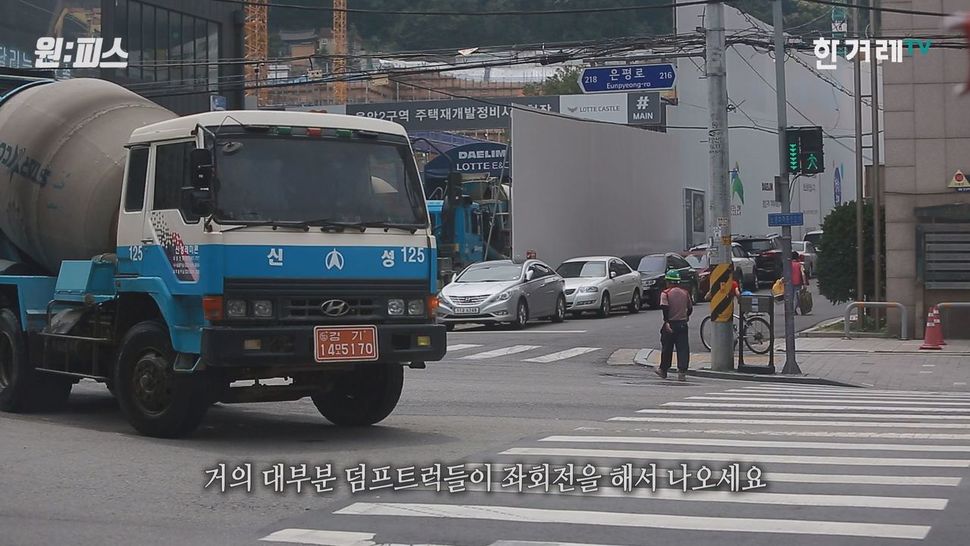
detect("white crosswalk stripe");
top-left (460, 345), bottom-right (541, 360)
top-left (265, 383), bottom-right (970, 544)
top-left (523, 347), bottom-right (599, 363)
top-left (444, 343), bottom-right (482, 352)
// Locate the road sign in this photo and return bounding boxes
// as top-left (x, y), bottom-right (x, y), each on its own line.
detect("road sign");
top-left (209, 95), bottom-right (227, 111)
top-left (784, 126), bottom-right (825, 176)
top-left (768, 212), bottom-right (805, 227)
top-left (578, 64), bottom-right (676, 93)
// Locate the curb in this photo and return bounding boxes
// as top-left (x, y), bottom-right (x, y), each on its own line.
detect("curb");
top-left (632, 349), bottom-right (862, 387)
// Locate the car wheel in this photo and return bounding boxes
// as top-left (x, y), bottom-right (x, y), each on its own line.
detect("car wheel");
top-left (552, 295), bottom-right (566, 323)
top-left (511, 299), bottom-right (529, 329)
top-left (628, 290), bottom-right (640, 314)
top-left (596, 292), bottom-right (611, 318)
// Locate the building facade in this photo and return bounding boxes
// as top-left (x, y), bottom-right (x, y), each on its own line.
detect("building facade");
top-left (0, 0), bottom-right (243, 114)
top-left (883, 0), bottom-right (970, 338)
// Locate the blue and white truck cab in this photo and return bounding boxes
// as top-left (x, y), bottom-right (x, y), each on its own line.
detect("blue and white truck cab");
top-left (0, 78), bottom-right (445, 437)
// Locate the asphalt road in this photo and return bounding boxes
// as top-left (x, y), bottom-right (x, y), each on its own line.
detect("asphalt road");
top-left (4, 289), bottom-right (969, 546)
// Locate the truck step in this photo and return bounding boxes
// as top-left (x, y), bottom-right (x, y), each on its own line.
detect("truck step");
top-left (38, 331), bottom-right (112, 343)
top-left (34, 367), bottom-right (109, 381)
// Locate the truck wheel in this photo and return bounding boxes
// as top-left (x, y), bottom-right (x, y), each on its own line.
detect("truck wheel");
top-left (114, 321), bottom-right (210, 438)
top-left (0, 308), bottom-right (72, 412)
top-left (311, 363), bottom-right (404, 426)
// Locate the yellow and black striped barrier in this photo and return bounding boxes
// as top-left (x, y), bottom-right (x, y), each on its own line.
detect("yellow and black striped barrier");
top-left (709, 262), bottom-right (734, 322)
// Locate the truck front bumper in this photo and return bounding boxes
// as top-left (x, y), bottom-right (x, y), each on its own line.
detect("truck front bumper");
top-left (201, 323), bottom-right (447, 367)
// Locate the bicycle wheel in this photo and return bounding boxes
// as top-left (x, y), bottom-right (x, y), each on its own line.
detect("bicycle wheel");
top-left (699, 316), bottom-right (712, 351)
top-left (743, 316), bottom-right (773, 355)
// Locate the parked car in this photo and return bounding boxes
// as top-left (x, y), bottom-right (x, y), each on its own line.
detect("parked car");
top-left (634, 253), bottom-right (700, 308)
top-left (556, 256), bottom-right (642, 317)
top-left (682, 252), bottom-right (712, 300)
top-left (804, 229), bottom-right (823, 253)
top-left (734, 235), bottom-right (784, 286)
top-left (791, 240), bottom-right (818, 278)
top-left (685, 242), bottom-right (757, 291)
top-left (438, 259), bottom-right (566, 329)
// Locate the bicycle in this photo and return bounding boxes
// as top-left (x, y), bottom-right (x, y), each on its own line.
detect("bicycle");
top-left (699, 312), bottom-right (772, 355)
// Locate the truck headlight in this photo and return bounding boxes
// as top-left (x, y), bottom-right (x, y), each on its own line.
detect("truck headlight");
top-left (388, 299), bottom-right (405, 315)
top-left (226, 299), bottom-right (247, 318)
top-left (252, 300), bottom-right (273, 317)
top-left (407, 299), bottom-right (425, 316)
top-left (580, 286), bottom-right (599, 293)
top-left (497, 291), bottom-right (512, 301)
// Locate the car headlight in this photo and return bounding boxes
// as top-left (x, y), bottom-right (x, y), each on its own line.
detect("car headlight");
top-left (388, 299), bottom-right (405, 315)
top-left (252, 300), bottom-right (273, 318)
top-left (579, 286), bottom-right (599, 293)
top-left (497, 291), bottom-right (512, 301)
top-left (226, 299), bottom-right (247, 318)
top-left (642, 279), bottom-right (656, 286)
top-left (407, 299), bottom-right (425, 316)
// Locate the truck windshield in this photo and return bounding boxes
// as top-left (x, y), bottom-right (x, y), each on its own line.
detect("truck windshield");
top-left (212, 135), bottom-right (426, 225)
top-left (556, 261), bottom-right (606, 278)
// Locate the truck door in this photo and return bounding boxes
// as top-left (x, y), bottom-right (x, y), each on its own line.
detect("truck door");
top-left (142, 141), bottom-right (202, 283)
top-left (117, 145), bottom-right (150, 274)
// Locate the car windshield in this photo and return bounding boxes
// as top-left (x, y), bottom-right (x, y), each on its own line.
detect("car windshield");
top-left (212, 132), bottom-right (426, 225)
top-left (637, 256), bottom-right (667, 273)
top-left (556, 261), bottom-right (606, 278)
top-left (738, 239), bottom-right (775, 253)
top-left (805, 233), bottom-right (822, 246)
top-left (684, 255), bottom-right (708, 268)
top-left (792, 242), bottom-right (806, 252)
top-left (456, 263), bottom-right (522, 282)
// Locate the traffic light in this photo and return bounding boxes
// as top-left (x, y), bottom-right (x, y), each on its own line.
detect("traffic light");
top-left (784, 126), bottom-right (824, 176)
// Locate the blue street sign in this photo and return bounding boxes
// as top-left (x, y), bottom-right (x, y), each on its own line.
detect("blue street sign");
top-left (768, 212), bottom-right (805, 227)
top-left (578, 64), bottom-right (676, 93)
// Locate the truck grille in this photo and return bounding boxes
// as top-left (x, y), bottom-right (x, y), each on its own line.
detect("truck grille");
top-left (450, 295), bottom-right (489, 305)
top-left (223, 279), bottom-right (427, 323)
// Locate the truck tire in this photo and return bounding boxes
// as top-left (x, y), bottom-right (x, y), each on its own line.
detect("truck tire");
top-left (0, 308), bottom-right (72, 412)
top-left (311, 363), bottom-right (404, 426)
top-left (114, 321), bottom-right (210, 438)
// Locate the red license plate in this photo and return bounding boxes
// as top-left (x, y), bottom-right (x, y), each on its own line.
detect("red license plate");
top-left (314, 326), bottom-right (379, 362)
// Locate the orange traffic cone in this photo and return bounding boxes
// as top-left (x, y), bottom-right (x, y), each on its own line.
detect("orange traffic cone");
top-left (920, 306), bottom-right (945, 350)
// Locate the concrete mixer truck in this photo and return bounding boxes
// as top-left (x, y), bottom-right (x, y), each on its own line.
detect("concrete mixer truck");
top-left (0, 77), bottom-right (446, 437)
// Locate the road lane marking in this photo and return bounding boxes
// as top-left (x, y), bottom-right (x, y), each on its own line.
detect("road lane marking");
top-left (481, 484), bottom-right (948, 510)
top-left (610, 415), bottom-right (970, 428)
top-left (608, 427), bottom-right (970, 441)
top-left (461, 345), bottom-right (542, 360)
top-left (635, 409), bottom-right (970, 420)
top-left (664, 402), bottom-right (970, 413)
top-left (687, 396), bottom-right (970, 407)
top-left (444, 344), bottom-right (483, 352)
top-left (499, 447), bottom-right (970, 467)
top-left (719, 388), bottom-right (970, 400)
top-left (333, 502), bottom-right (931, 539)
top-left (523, 347), bottom-right (599, 363)
top-left (736, 385), bottom-right (970, 397)
top-left (538, 435), bottom-right (970, 452)
top-left (260, 529), bottom-right (377, 545)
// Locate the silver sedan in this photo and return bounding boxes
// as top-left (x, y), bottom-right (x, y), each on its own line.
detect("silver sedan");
top-left (437, 259), bottom-right (566, 329)
top-left (556, 256), bottom-right (642, 317)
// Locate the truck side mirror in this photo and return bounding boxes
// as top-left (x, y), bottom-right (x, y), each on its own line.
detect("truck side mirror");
top-left (190, 148), bottom-right (213, 188)
top-left (182, 187), bottom-right (213, 217)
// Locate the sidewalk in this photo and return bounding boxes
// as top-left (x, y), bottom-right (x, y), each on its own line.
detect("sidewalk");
top-left (628, 337), bottom-right (970, 391)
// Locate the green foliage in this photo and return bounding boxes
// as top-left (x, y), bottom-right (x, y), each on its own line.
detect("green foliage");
top-left (523, 66), bottom-right (582, 96)
top-left (816, 201), bottom-right (885, 305)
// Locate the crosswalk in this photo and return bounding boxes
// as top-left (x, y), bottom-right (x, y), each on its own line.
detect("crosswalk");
top-left (260, 383), bottom-right (970, 545)
top-left (444, 342), bottom-right (602, 363)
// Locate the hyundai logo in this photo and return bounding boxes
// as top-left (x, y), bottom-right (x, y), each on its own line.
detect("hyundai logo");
top-left (320, 299), bottom-right (351, 317)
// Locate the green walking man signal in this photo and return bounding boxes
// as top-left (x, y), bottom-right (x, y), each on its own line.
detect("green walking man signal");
top-left (785, 126), bottom-right (824, 176)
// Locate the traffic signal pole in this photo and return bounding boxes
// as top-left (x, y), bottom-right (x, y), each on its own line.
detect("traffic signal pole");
top-left (706, 1), bottom-right (735, 372)
top-left (773, 0), bottom-right (801, 374)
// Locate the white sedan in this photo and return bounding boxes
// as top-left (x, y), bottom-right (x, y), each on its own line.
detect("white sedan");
top-left (555, 256), bottom-right (642, 317)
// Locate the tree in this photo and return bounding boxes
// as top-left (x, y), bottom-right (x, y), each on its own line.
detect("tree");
top-left (816, 201), bottom-right (885, 304)
top-left (523, 66), bottom-right (583, 96)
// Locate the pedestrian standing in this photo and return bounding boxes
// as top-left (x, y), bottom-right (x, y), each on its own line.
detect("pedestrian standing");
top-left (655, 270), bottom-right (693, 381)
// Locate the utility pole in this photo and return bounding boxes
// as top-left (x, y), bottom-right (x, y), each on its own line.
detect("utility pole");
top-left (871, 0), bottom-right (883, 319)
top-left (854, 0), bottom-right (865, 305)
top-left (773, 0), bottom-right (801, 374)
top-left (706, 1), bottom-right (734, 372)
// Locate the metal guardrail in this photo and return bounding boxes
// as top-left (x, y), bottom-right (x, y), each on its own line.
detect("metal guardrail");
top-left (844, 301), bottom-right (909, 340)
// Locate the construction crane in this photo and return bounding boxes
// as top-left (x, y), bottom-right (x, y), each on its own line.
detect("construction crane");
top-left (332, 0), bottom-right (348, 103)
top-left (243, 0), bottom-right (269, 107)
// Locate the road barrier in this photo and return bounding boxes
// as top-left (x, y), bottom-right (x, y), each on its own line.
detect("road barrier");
top-left (843, 301), bottom-right (909, 340)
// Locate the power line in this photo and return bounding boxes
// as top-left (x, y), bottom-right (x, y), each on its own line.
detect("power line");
top-left (209, 0), bottom-right (705, 16)
top-left (801, 0), bottom-right (952, 18)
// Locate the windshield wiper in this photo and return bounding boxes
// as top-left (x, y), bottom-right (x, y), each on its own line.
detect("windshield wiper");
top-left (359, 221), bottom-right (424, 233)
top-left (303, 219), bottom-right (424, 233)
top-left (220, 220), bottom-right (311, 233)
